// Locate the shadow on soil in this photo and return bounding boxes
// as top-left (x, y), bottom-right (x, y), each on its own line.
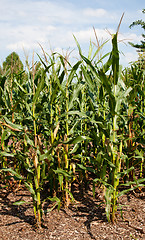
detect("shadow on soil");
top-left (0, 180), bottom-right (107, 239)
top-left (68, 181), bottom-right (107, 240)
top-left (0, 188), bottom-right (36, 228)
top-left (0, 180), bottom-right (145, 239)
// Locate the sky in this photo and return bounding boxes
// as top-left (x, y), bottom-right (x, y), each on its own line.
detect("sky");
top-left (0, 0), bottom-right (145, 68)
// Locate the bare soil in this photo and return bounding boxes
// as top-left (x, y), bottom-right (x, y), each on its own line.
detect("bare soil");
top-left (0, 182), bottom-right (145, 240)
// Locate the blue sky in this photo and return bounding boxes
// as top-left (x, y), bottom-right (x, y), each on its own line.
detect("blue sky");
top-left (0, 0), bottom-right (145, 67)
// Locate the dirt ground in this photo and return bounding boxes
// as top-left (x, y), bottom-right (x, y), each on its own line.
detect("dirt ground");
top-left (0, 182), bottom-right (145, 240)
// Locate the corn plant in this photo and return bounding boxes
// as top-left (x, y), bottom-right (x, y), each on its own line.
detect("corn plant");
top-left (74, 19), bottom-right (145, 222)
top-left (0, 19), bottom-right (145, 227)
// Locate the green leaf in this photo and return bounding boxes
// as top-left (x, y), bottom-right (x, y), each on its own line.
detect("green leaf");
top-left (0, 152), bottom-right (15, 157)
top-left (64, 135), bottom-right (91, 145)
top-left (1, 130), bottom-right (7, 146)
top-left (77, 164), bottom-right (97, 174)
top-left (0, 185), bottom-right (9, 189)
top-left (92, 40), bottom-right (109, 61)
top-left (3, 116), bottom-right (23, 131)
top-left (93, 178), bottom-right (114, 189)
top-left (101, 52), bottom-right (112, 73)
top-left (66, 110), bottom-right (88, 119)
top-left (81, 57), bottom-right (100, 85)
top-left (73, 35), bottom-right (82, 55)
top-left (65, 188), bottom-right (75, 202)
top-left (54, 168), bottom-right (71, 177)
top-left (112, 33), bottom-right (119, 85)
top-left (68, 84), bottom-right (82, 111)
top-left (24, 134), bottom-right (34, 146)
top-left (68, 61), bottom-right (82, 86)
top-left (117, 166), bottom-right (134, 179)
top-left (13, 201), bottom-right (30, 206)
top-left (81, 66), bottom-right (94, 91)
top-left (14, 79), bottom-right (27, 93)
top-left (46, 196), bottom-right (61, 212)
top-left (0, 75), bottom-right (6, 90)
top-left (105, 158), bottom-right (116, 168)
top-left (39, 150), bottom-right (51, 161)
top-left (88, 40), bottom-right (93, 60)
top-left (118, 182), bottom-right (145, 197)
top-left (98, 70), bottom-right (111, 94)
top-left (69, 143), bottom-right (79, 154)
top-left (0, 168), bottom-right (23, 180)
top-left (105, 187), bottom-right (112, 222)
top-left (24, 182), bottom-right (37, 200)
top-left (33, 75), bottom-right (45, 104)
top-left (58, 174), bottom-right (64, 190)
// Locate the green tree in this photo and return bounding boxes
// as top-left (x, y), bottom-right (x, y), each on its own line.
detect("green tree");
top-left (0, 65), bottom-right (3, 75)
top-left (3, 52), bottom-right (24, 74)
top-left (129, 9), bottom-right (145, 52)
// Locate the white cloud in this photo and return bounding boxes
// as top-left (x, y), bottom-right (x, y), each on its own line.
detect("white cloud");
top-left (120, 51), bottom-right (139, 66)
top-left (7, 41), bottom-right (38, 51)
top-left (0, 0), bottom-right (77, 25)
top-left (0, 0), bottom-right (125, 53)
top-left (118, 32), bottom-right (143, 43)
top-left (1, 23), bottom-right (56, 51)
top-left (83, 8), bottom-right (107, 17)
top-left (73, 27), bottom-right (143, 48)
top-left (0, 0), bottom-right (143, 68)
top-left (73, 28), bottom-right (113, 42)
